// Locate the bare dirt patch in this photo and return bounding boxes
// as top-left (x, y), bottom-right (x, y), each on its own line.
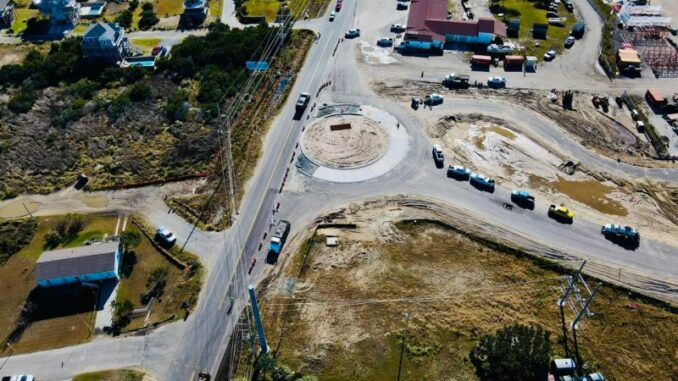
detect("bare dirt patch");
top-left (428, 114), bottom-right (678, 245)
top-left (301, 114), bottom-right (389, 169)
top-left (373, 80), bottom-right (673, 168)
top-left (260, 205), bottom-right (678, 381)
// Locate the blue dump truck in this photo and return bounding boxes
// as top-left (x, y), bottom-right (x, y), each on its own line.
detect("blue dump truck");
top-left (511, 190), bottom-right (535, 209)
top-left (601, 224), bottom-right (639, 242)
top-left (269, 220), bottom-right (291, 255)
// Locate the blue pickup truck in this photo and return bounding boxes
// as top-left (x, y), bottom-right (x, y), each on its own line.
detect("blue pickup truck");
top-left (601, 224), bottom-right (639, 242)
top-left (269, 220), bottom-right (291, 255)
top-left (511, 190), bottom-right (535, 208)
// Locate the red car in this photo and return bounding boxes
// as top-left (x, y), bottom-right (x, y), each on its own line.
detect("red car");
top-left (335, 2), bottom-right (342, 11)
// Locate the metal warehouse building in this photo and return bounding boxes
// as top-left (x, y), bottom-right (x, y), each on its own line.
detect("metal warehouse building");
top-left (404, 0), bottom-right (506, 45)
top-left (35, 241), bottom-right (121, 287)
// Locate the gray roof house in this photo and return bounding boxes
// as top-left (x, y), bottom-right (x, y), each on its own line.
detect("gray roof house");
top-left (0, 0), bottom-right (15, 27)
top-left (35, 241), bottom-right (121, 287)
top-left (81, 22), bottom-right (127, 63)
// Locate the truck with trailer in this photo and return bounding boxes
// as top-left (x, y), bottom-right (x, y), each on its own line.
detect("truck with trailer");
top-left (269, 220), bottom-right (291, 256)
top-left (442, 73), bottom-right (470, 89)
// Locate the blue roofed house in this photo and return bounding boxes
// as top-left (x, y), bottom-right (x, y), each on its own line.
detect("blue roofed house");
top-left (81, 22), bottom-right (128, 63)
top-left (35, 241), bottom-right (121, 287)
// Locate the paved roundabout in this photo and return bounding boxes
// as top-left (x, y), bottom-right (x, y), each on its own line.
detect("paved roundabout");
top-left (296, 104), bottom-right (410, 182)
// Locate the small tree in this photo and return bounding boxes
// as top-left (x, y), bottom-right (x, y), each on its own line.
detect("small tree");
top-left (44, 230), bottom-right (62, 248)
top-left (142, 266), bottom-right (168, 303)
top-left (113, 299), bottom-right (135, 330)
top-left (119, 230), bottom-right (141, 252)
top-left (66, 214), bottom-right (85, 238)
top-left (115, 10), bottom-right (133, 28)
top-left (138, 3), bottom-right (159, 30)
top-left (470, 324), bottom-right (551, 381)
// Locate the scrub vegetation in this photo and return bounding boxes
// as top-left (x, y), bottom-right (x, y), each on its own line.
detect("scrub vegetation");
top-left (255, 220), bottom-right (678, 381)
top-left (0, 24), bottom-right (311, 204)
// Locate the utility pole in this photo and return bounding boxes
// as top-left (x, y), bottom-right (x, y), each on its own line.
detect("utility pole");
top-left (572, 286), bottom-right (599, 376)
top-left (248, 285), bottom-right (268, 354)
top-left (558, 261), bottom-right (586, 356)
top-left (396, 312), bottom-right (410, 381)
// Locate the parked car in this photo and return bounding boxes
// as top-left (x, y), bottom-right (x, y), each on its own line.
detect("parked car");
top-left (511, 190), bottom-right (535, 208)
top-left (377, 37), bottom-right (394, 47)
top-left (2, 376), bottom-right (35, 381)
top-left (564, 36), bottom-right (575, 48)
top-left (487, 76), bottom-right (507, 88)
top-left (151, 45), bottom-right (168, 56)
top-left (432, 144), bottom-right (444, 167)
top-left (345, 28), bottom-right (361, 38)
top-left (397, 2), bottom-right (408, 10)
top-left (391, 23), bottom-right (406, 33)
top-left (156, 226), bottom-right (177, 245)
top-left (544, 49), bottom-right (557, 61)
top-left (470, 173), bottom-right (496, 191)
top-left (447, 165), bottom-right (471, 179)
top-left (601, 224), bottom-right (640, 242)
top-left (548, 204), bottom-right (574, 222)
top-left (424, 93), bottom-right (444, 105)
top-left (335, 2), bottom-right (342, 11)
top-left (329, 10), bottom-right (335, 21)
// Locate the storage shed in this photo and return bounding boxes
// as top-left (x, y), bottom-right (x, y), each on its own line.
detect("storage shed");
top-left (35, 241), bottom-right (121, 287)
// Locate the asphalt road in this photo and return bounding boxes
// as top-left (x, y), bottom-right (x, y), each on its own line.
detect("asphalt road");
top-left (1, 0), bottom-right (678, 379)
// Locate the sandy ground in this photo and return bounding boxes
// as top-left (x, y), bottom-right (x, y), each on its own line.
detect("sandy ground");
top-left (427, 114), bottom-right (678, 246)
top-left (260, 202), bottom-right (678, 380)
top-left (301, 114), bottom-right (389, 169)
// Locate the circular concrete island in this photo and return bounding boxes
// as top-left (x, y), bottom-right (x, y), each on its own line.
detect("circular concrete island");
top-left (296, 104), bottom-right (410, 183)
top-left (301, 114), bottom-right (389, 169)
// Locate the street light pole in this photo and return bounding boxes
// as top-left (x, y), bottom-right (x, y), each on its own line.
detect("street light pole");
top-left (396, 312), bottom-right (410, 381)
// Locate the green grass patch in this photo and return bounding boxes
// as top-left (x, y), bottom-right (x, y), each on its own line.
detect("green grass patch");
top-left (72, 369), bottom-right (144, 381)
top-left (130, 38), bottom-right (162, 54)
top-left (71, 23), bottom-right (91, 35)
top-left (208, 0), bottom-right (223, 18)
top-left (241, 0), bottom-right (279, 21)
top-left (289, 0), bottom-right (329, 18)
top-left (10, 9), bottom-right (39, 34)
top-left (116, 218), bottom-right (202, 331)
top-left (495, 0), bottom-right (576, 58)
top-left (152, 0), bottom-right (184, 17)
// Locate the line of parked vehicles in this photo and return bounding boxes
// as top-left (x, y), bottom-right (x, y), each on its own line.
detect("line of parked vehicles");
top-left (432, 145), bottom-right (640, 246)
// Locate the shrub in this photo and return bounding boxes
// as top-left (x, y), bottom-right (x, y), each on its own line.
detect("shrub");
top-left (0, 219), bottom-right (37, 265)
top-left (8, 88), bottom-right (36, 114)
top-left (129, 82), bottom-right (152, 102)
top-left (166, 90), bottom-right (188, 122)
top-left (470, 324), bottom-right (551, 381)
top-left (116, 10), bottom-right (133, 29)
top-left (138, 4), bottom-right (159, 30)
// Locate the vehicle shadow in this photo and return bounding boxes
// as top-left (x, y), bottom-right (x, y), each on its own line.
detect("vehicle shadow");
top-left (447, 172), bottom-right (470, 181)
top-left (470, 181), bottom-right (495, 193)
top-left (266, 250), bottom-right (280, 265)
top-left (603, 234), bottom-right (640, 250)
top-left (511, 197), bottom-right (535, 210)
top-left (548, 213), bottom-right (573, 225)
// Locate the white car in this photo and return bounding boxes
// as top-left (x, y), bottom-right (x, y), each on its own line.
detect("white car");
top-left (544, 49), bottom-right (557, 61)
top-left (487, 76), bottom-right (507, 87)
top-left (156, 226), bottom-right (177, 245)
top-left (329, 10), bottom-right (335, 21)
top-left (426, 93), bottom-right (444, 105)
top-left (391, 23), bottom-right (406, 33)
top-left (564, 36), bottom-right (575, 47)
top-left (345, 28), bottom-right (361, 38)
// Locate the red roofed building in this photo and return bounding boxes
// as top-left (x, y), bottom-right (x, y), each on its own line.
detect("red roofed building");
top-left (404, 0), bottom-right (506, 45)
